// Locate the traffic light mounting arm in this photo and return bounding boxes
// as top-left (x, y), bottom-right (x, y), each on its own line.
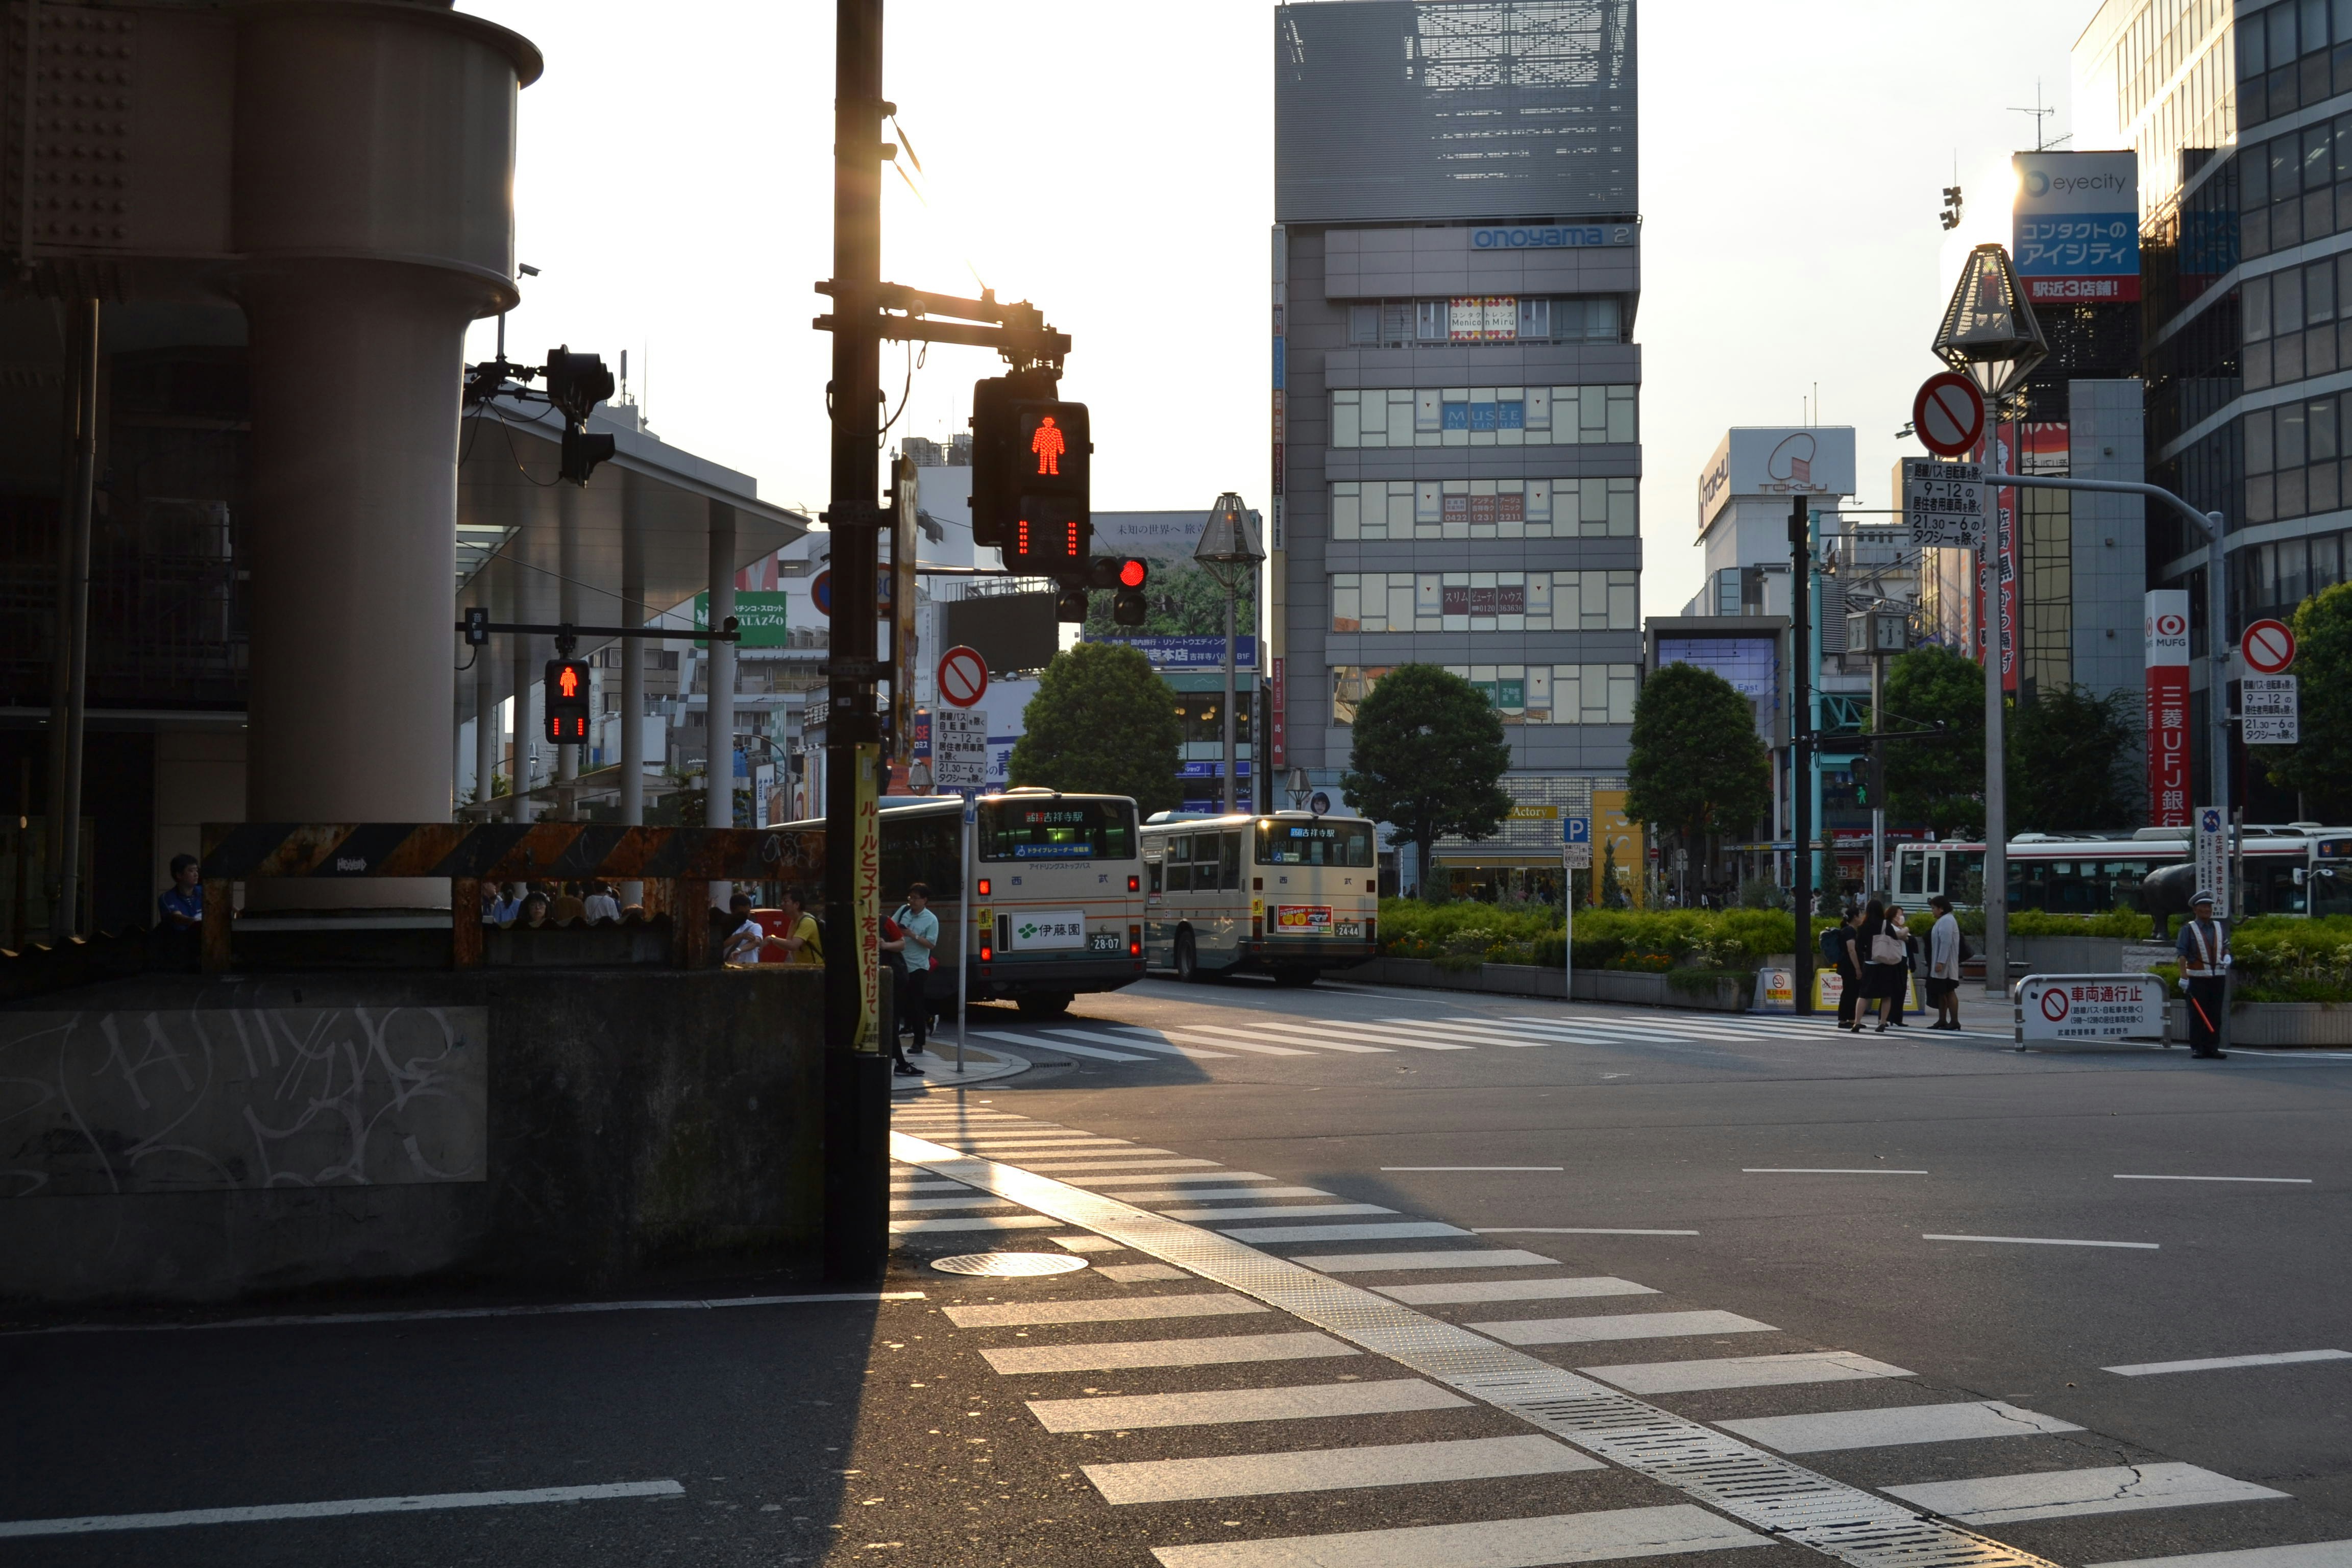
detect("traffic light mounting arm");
top-left (813, 279), bottom-right (1070, 372)
top-left (457, 610), bottom-right (741, 652)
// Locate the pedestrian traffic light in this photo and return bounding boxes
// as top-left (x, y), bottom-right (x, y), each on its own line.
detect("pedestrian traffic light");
top-left (545, 657), bottom-right (593, 744)
top-left (971, 373), bottom-right (1089, 550)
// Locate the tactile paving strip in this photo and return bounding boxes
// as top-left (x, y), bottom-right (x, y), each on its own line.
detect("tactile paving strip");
top-left (893, 1131), bottom-right (2056, 1568)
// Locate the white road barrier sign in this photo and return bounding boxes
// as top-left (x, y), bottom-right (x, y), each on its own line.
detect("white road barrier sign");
top-left (2242, 675), bottom-right (2299, 745)
top-left (2016, 974), bottom-right (2168, 1043)
top-left (1903, 458), bottom-right (1987, 550)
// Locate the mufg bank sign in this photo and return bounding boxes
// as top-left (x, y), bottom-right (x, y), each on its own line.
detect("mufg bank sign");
top-left (1471, 224), bottom-right (1635, 250)
top-left (1698, 427), bottom-right (1857, 534)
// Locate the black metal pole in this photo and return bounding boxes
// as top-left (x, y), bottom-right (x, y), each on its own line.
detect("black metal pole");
top-left (1791, 497), bottom-right (1813, 1015)
top-left (822, 0), bottom-right (889, 1283)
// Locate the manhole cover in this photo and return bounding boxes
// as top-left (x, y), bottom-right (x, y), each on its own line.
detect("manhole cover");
top-left (930, 1252), bottom-right (1091, 1278)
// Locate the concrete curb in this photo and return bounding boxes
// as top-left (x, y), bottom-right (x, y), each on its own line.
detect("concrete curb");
top-left (890, 1043), bottom-right (1029, 1096)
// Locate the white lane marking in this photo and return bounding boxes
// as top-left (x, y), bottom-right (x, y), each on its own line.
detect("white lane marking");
top-left (2103, 1349), bottom-right (2352, 1377)
top-left (1371, 1019), bottom-right (1551, 1048)
top-left (1162, 1203), bottom-right (1399, 1222)
top-left (1148, 1502), bottom-right (1771, 1568)
top-left (892, 1112), bottom-right (1039, 1123)
top-left (1472, 1309), bottom-right (1777, 1345)
top-left (1585, 1352), bottom-right (1912, 1394)
top-left (934, 1141), bottom-right (1135, 1155)
top-left (1012, 1157), bottom-right (1219, 1171)
top-left (1884, 1463), bottom-right (2288, 1525)
top-left (1098, 1263), bottom-right (1188, 1282)
top-left (1293, 1249), bottom-right (1559, 1273)
top-left (0, 1480), bottom-right (685, 1538)
top-left (974, 1030), bottom-right (1151, 1062)
top-left (1746, 1168), bottom-right (1928, 1175)
top-left (2086, 1542), bottom-right (2352, 1568)
top-left (1719, 1401), bottom-right (2083, 1453)
top-left (1476, 1227), bottom-right (1700, 1237)
top-left (1251, 1018), bottom-right (1475, 1051)
top-left (1179, 1022), bottom-right (1394, 1054)
top-left (1383, 1166), bottom-right (1565, 1172)
top-left (890, 1179), bottom-right (979, 1192)
top-left (1374, 1277), bottom-right (1657, 1306)
top-left (889, 1195), bottom-right (1019, 1212)
top-left (1051, 1234), bottom-right (1123, 1252)
top-left (886, 1214), bottom-right (1060, 1235)
top-left (929, 1131), bottom-right (1114, 1143)
top-left (1214, 1220), bottom-right (1474, 1242)
top-left (13, 1293), bottom-right (922, 1336)
top-left (2114, 1174), bottom-right (2312, 1184)
top-left (945, 1291), bottom-right (1268, 1328)
top-left (1072, 1170), bottom-right (1278, 1188)
top-left (1045, 1028), bottom-right (1236, 1060)
top-left (1924, 1233), bottom-right (2159, 1250)
top-left (1027, 1377), bottom-right (1468, 1433)
top-left (1117, 1186), bottom-right (1334, 1204)
top-left (1086, 1433), bottom-right (1600, 1505)
top-left (980, 1330), bottom-right (1360, 1374)
top-left (1498, 1016), bottom-right (1759, 1043)
top-left (1154, 1027), bottom-right (1316, 1057)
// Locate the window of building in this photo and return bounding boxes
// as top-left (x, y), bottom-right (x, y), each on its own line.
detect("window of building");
top-left (1329, 663), bottom-right (1636, 726)
top-left (1330, 477), bottom-right (1634, 539)
top-left (1329, 569), bottom-right (1638, 633)
top-left (1341, 297), bottom-right (1625, 349)
top-left (1330, 384), bottom-right (1636, 448)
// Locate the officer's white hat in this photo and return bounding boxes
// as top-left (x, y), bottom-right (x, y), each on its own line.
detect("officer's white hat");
top-left (2189, 889), bottom-right (2217, 906)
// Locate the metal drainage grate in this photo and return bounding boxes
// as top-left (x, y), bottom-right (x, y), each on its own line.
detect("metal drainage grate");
top-left (929, 1252), bottom-right (1091, 1278)
top-left (894, 1131), bottom-right (2062, 1568)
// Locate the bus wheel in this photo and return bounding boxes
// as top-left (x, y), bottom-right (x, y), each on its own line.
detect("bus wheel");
top-left (1272, 966), bottom-right (1316, 988)
top-left (1015, 992), bottom-right (1073, 1020)
top-left (1174, 928), bottom-right (1201, 983)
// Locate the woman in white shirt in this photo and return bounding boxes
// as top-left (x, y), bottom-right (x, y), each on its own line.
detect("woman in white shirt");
top-left (1925, 894), bottom-right (1963, 1031)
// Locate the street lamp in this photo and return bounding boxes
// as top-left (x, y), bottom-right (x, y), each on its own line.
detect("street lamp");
top-left (1195, 492), bottom-right (1264, 813)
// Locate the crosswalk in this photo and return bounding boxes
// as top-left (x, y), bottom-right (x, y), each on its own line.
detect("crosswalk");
top-left (963, 1008), bottom-right (2011, 1074)
top-left (890, 1101), bottom-right (2339, 1568)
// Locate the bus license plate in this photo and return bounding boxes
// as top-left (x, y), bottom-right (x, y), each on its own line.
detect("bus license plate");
top-left (1335, 920), bottom-right (1364, 938)
top-left (1087, 932), bottom-right (1122, 952)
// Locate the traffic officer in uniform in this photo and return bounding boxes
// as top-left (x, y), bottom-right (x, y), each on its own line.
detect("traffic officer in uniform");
top-left (2177, 888), bottom-right (2230, 1059)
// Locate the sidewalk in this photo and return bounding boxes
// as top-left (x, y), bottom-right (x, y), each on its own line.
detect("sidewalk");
top-left (891, 1041), bottom-right (1027, 1096)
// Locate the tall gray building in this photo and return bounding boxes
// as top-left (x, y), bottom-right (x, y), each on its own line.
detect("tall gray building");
top-left (1272, 0), bottom-right (1641, 895)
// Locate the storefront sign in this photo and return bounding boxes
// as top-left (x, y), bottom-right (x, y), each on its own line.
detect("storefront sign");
top-left (2146, 590), bottom-right (2190, 827)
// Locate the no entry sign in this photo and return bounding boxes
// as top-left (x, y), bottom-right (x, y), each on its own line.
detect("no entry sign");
top-left (1913, 372), bottom-right (1987, 458)
top-left (937, 644), bottom-right (989, 708)
top-left (2241, 618), bottom-right (2297, 675)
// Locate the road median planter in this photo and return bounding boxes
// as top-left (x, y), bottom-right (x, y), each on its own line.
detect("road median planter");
top-left (2162, 998), bottom-right (2352, 1046)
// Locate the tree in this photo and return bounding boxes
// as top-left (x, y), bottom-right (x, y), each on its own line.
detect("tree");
top-left (2262, 581), bottom-right (2352, 819)
top-left (1007, 642), bottom-right (1183, 815)
top-left (1879, 643), bottom-right (1986, 837)
top-left (2010, 683), bottom-right (2136, 831)
top-left (1339, 664), bottom-right (1512, 898)
top-left (1623, 664), bottom-right (1771, 863)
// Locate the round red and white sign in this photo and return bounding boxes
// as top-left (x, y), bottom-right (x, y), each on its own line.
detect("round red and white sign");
top-left (937, 644), bottom-right (989, 708)
top-left (2040, 988), bottom-right (2070, 1023)
top-left (1913, 372), bottom-right (1987, 458)
top-left (2242, 618), bottom-right (2297, 675)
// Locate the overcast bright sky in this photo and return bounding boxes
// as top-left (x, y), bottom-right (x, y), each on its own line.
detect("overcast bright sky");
top-left (459, 0), bottom-right (2107, 618)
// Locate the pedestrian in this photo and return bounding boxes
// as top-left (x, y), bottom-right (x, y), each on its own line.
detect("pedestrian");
top-left (1856, 898), bottom-right (1905, 1033)
top-left (550, 881), bottom-right (587, 925)
top-left (158, 853), bottom-right (204, 930)
top-left (582, 880), bottom-right (621, 924)
top-left (1821, 905), bottom-right (1864, 1030)
top-left (1925, 894), bottom-right (1963, 1030)
top-left (2177, 888), bottom-right (2230, 1059)
top-left (518, 890), bottom-right (552, 928)
top-left (489, 882), bottom-right (524, 926)
top-left (888, 883), bottom-right (939, 1075)
top-left (1881, 905), bottom-right (1915, 1029)
top-left (721, 891), bottom-right (765, 966)
top-left (772, 885), bottom-right (823, 967)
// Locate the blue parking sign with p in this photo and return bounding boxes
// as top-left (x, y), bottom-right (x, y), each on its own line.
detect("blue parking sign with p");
top-left (1564, 816), bottom-right (1591, 845)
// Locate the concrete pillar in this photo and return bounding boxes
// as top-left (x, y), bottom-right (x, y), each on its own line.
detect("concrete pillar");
top-left (510, 632), bottom-right (536, 824)
top-left (620, 504), bottom-right (646, 906)
top-left (554, 487), bottom-right (580, 821)
top-left (706, 503), bottom-right (737, 837)
top-left (473, 652), bottom-right (497, 821)
top-left (230, 4), bottom-right (538, 909)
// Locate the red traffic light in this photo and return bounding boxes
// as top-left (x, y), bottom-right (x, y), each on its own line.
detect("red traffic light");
top-left (1118, 558), bottom-right (1146, 589)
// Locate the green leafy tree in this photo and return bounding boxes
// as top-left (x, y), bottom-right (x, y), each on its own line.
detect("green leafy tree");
top-left (2261, 581), bottom-right (2352, 819)
top-left (1624, 664), bottom-right (1771, 863)
top-left (1879, 643), bottom-right (1987, 836)
top-left (1081, 561), bottom-right (1254, 640)
top-left (2009, 683), bottom-right (2136, 831)
top-left (1339, 665), bottom-right (1512, 898)
top-left (1008, 642), bottom-right (1183, 815)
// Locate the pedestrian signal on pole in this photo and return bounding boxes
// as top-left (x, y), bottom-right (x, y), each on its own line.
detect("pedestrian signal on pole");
top-left (971, 373), bottom-right (1090, 550)
top-left (545, 657), bottom-right (593, 744)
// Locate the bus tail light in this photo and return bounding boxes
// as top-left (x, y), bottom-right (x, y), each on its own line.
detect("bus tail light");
top-left (1128, 923), bottom-right (1141, 957)
top-left (1365, 916), bottom-right (1376, 947)
top-left (1128, 874), bottom-right (1139, 892)
top-left (978, 942), bottom-right (993, 962)
top-left (1251, 914), bottom-right (1263, 942)
top-left (976, 878), bottom-right (991, 897)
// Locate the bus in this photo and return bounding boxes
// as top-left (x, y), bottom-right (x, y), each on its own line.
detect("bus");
top-left (1889, 825), bottom-right (2352, 920)
top-left (773, 788), bottom-right (1146, 1020)
top-left (1139, 811), bottom-right (1379, 986)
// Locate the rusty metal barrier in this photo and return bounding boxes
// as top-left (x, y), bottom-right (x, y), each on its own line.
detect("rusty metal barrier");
top-left (198, 823), bottom-right (825, 973)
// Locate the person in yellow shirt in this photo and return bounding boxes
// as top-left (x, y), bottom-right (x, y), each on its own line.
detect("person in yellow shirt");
top-left (771, 885), bottom-right (823, 967)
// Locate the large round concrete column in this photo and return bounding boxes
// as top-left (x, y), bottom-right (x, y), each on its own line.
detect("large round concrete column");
top-left (230, 2), bottom-right (539, 908)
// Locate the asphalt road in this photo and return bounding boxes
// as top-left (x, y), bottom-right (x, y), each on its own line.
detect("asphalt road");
top-left (5, 976), bottom-right (2347, 1568)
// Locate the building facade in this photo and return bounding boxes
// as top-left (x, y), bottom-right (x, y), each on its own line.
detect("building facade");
top-left (1272, 0), bottom-right (1641, 893)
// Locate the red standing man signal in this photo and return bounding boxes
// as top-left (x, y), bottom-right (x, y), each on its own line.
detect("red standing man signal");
top-left (1031, 414), bottom-right (1065, 476)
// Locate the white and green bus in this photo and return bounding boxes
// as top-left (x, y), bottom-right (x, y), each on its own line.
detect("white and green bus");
top-left (1140, 811), bottom-right (1379, 986)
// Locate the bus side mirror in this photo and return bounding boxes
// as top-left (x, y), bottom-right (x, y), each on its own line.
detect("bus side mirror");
top-left (2294, 868), bottom-right (2308, 886)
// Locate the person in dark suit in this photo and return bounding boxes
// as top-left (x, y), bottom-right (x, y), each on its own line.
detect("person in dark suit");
top-left (1821, 906), bottom-right (1864, 1030)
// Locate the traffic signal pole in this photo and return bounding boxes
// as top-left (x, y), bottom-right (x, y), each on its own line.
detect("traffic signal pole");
top-left (821, 0), bottom-right (890, 1283)
top-left (1790, 496), bottom-right (1814, 1015)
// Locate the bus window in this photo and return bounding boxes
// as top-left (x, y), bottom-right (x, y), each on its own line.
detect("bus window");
top-left (1897, 849), bottom-right (1924, 896)
top-left (979, 799), bottom-right (1138, 861)
top-left (1925, 854), bottom-right (1943, 895)
top-left (1257, 819), bottom-right (1376, 868)
top-left (1164, 834), bottom-right (1191, 891)
top-left (1193, 835), bottom-right (1225, 891)
top-left (1146, 856), bottom-right (1163, 895)
top-left (1220, 832), bottom-right (1242, 890)
top-left (881, 814), bottom-right (963, 897)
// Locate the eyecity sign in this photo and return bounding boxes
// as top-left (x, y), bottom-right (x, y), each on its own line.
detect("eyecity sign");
top-left (2012, 149), bottom-right (2139, 303)
top-left (1471, 224), bottom-right (1635, 250)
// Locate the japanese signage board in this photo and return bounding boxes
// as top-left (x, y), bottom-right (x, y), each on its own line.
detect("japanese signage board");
top-left (933, 706), bottom-right (987, 790)
top-left (1093, 634), bottom-right (1258, 670)
top-left (1698, 427), bottom-right (1859, 533)
top-left (1269, 655), bottom-right (1286, 766)
top-left (2242, 675), bottom-right (2300, 745)
top-left (853, 745), bottom-right (880, 1052)
top-left (1006, 909), bottom-right (1088, 951)
top-left (2013, 150), bottom-right (2140, 303)
top-left (2146, 591), bottom-right (2190, 827)
top-left (2195, 806), bottom-right (2227, 904)
top-left (1902, 458), bottom-right (1987, 550)
top-left (693, 590), bottom-right (792, 648)
top-left (2016, 974), bottom-right (2167, 1041)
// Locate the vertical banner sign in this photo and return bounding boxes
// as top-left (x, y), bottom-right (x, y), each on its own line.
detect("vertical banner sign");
top-left (1995, 425), bottom-right (2018, 693)
top-left (891, 457), bottom-right (920, 774)
top-left (2195, 804), bottom-right (2227, 901)
top-left (2145, 590), bottom-right (2190, 827)
top-left (1269, 655), bottom-right (1286, 767)
top-left (2012, 150), bottom-right (2141, 304)
top-left (853, 744), bottom-right (881, 1053)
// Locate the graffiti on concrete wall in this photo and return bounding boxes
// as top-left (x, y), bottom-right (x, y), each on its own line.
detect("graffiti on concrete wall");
top-left (0, 1008), bottom-right (488, 1196)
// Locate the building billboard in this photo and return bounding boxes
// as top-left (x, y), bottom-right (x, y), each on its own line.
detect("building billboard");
top-left (2146, 589), bottom-right (2190, 827)
top-left (2013, 150), bottom-right (2139, 304)
top-left (1697, 427), bottom-right (1858, 534)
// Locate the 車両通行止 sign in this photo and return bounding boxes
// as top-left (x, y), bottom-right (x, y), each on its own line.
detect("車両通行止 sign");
top-left (2016, 975), bottom-right (2166, 1042)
